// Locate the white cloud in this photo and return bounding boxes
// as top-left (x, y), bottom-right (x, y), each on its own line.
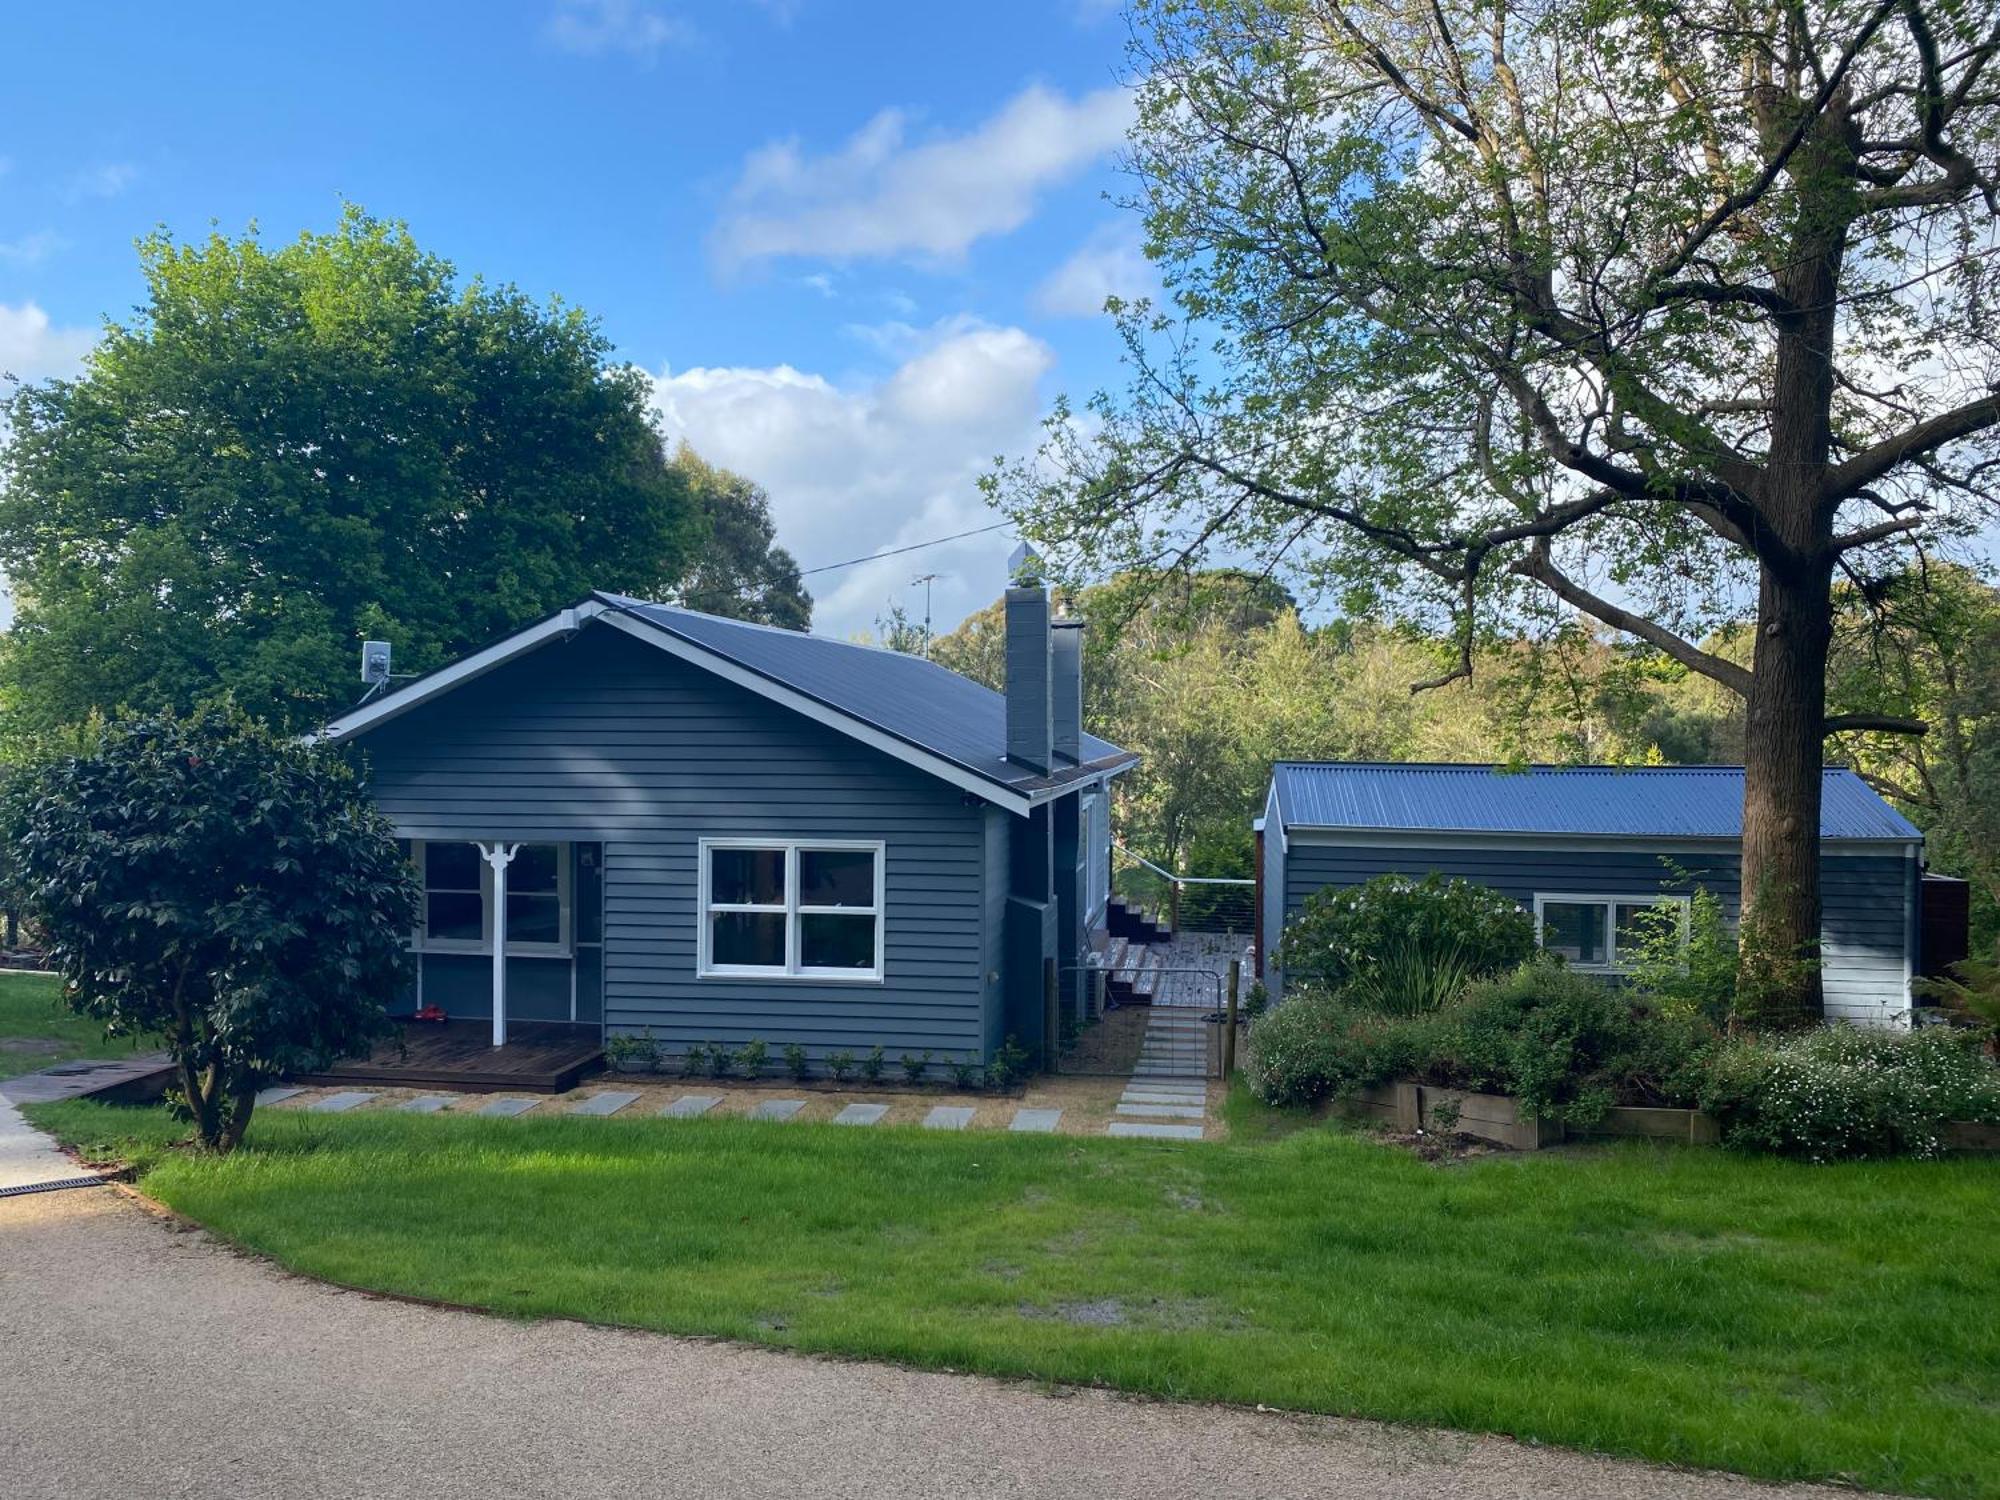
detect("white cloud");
top-left (544, 0), bottom-right (691, 60)
top-left (0, 230), bottom-right (64, 267)
top-left (64, 162), bottom-right (136, 202)
top-left (648, 318), bottom-right (1054, 636)
top-left (0, 301), bottom-right (94, 388)
top-left (711, 83), bottom-right (1133, 271)
top-left (1032, 224), bottom-right (1155, 317)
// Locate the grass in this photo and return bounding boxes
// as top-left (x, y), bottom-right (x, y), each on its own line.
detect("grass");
top-left (0, 969), bottom-right (155, 1080)
top-left (28, 1097), bottom-right (2000, 1499)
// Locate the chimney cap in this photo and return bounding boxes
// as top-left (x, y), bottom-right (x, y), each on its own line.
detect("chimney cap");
top-left (1007, 541), bottom-right (1044, 585)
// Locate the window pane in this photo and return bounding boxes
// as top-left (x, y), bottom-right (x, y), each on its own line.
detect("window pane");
top-left (711, 911), bottom-right (787, 967)
top-left (511, 843), bottom-right (559, 894)
top-left (506, 892), bottom-right (562, 945)
top-left (1541, 901), bottom-right (1607, 964)
top-left (426, 891), bottom-right (484, 943)
top-left (799, 848), bottom-right (875, 907)
top-left (1614, 902), bottom-right (1662, 962)
top-left (801, 913), bottom-right (876, 971)
top-left (711, 847), bottom-right (785, 906)
top-left (425, 842), bottom-right (481, 892)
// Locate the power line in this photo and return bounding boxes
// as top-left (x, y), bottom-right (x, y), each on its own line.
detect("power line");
top-left (799, 520), bottom-right (1012, 577)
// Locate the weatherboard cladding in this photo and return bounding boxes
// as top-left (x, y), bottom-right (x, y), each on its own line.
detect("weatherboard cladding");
top-left (598, 594), bottom-right (1131, 796)
top-left (358, 627), bottom-right (994, 1060)
top-left (1273, 842), bottom-right (1914, 1023)
top-left (1269, 763), bottom-right (1921, 842)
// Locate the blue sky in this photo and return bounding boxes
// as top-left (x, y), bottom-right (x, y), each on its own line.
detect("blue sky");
top-left (0, 0), bottom-right (1151, 636)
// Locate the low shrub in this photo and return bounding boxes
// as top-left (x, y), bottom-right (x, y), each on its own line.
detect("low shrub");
top-left (825, 1050), bottom-right (856, 1083)
top-left (1698, 1024), bottom-right (2000, 1161)
top-left (949, 1057), bottom-right (981, 1090)
top-left (1275, 874), bottom-right (1534, 1015)
top-left (900, 1050), bottom-right (932, 1085)
top-left (860, 1044), bottom-right (886, 1084)
top-left (707, 1042), bottom-right (734, 1080)
top-left (734, 1039), bottom-right (768, 1079)
top-left (1446, 963), bottom-right (1711, 1127)
top-left (987, 1035), bottom-right (1030, 1091)
top-left (1247, 960), bottom-right (1713, 1127)
top-left (679, 1043), bottom-right (707, 1079)
top-left (605, 1031), bottom-right (659, 1072)
top-left (784, 1042), bottom-right (811, 1082)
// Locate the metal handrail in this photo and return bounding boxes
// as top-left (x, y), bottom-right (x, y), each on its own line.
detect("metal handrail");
top-left (1112, 842), bottom-right (1255, 887)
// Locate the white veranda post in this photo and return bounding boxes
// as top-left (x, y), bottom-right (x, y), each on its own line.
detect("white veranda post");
top-left (478, 843), bottom-right (520, 1047)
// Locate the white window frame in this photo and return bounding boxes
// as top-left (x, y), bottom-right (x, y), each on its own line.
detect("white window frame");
top-left (1082, 790), bottom-right (1109, 925)
top-left (697, 838), bottom-right (886, 983)
top-left (411, 840), bottom-right (572, 958)
top-left (1532, 892), bottom-right (1690, 973)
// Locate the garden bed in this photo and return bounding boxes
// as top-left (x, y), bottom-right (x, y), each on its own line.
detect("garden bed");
top-left (1341, 1080), bottom-right (1997, 1153)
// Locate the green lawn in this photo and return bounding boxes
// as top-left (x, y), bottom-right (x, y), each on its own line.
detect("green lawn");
top-left (28, 1093), bottom-right (2000, 1500)
top-left (0, 969), bottom-right (153, 1080)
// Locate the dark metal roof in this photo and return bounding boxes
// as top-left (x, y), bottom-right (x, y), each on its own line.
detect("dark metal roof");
top-left (1269, 762), bottom-right (1920, 841)
top-left (598, 593), bottom-right (1136, 797)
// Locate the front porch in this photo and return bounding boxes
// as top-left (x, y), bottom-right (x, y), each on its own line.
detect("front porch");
top-left (297, 1018), bottom-right (605, 1094)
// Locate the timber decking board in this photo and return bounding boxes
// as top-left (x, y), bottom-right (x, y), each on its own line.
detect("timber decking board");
top-left (294, 1019), bottom-right (604, 1095)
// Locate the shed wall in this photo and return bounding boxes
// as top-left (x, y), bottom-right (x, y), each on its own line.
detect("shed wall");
top-left (1277, 837), bottom-right (1915, 1024)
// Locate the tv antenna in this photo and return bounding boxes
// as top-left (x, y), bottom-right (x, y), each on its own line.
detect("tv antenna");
top-left (911, 573), bottom-right (940, 658)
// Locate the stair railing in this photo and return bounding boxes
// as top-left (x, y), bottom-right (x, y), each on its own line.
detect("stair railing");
top-left (1111, 843), bottom-right (1256, 938)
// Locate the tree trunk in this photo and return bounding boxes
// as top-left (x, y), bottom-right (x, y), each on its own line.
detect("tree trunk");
top-left (1737, 558), bottom-right (1834, 1027)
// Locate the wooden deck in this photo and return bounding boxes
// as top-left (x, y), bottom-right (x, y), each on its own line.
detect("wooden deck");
top-left (296, 1019), bottom-right (605, 1094)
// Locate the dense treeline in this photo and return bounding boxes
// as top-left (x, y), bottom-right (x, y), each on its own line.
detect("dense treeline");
top-left (928, 565), bottom-right (2000, 948)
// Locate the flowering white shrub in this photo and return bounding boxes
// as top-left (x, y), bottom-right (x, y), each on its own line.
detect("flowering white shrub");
top-left (1699, 1024), bottom-right (2000, 1161)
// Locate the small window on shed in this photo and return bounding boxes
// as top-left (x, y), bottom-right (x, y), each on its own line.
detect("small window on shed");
top-left (1534, 893), bottom-right (1688, 972)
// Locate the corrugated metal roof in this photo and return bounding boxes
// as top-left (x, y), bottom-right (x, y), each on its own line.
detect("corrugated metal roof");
top-left (1269, 762), bottom-right (1920, 841)
top-left (599, 593), bottom-right (1135, 796)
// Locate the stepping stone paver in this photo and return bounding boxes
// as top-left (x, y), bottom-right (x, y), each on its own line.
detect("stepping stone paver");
top-left (1124, 1087), bottom-right (1206, 1102)
top-left (748, 1098), bottom-right (806, 1122)
top-left (1115, 1102), bottom-right (1206, 1119)
top-left (570, 1091), bottom-right (638, 1116)
top-left (307, 1091), bottom-right (376, 1113)
top-left (832, 1103), bottom-right (889, 1127)
top-left (1108, 1121), bottom-right (1204, 1140)
top-left (1009, 1108), bottom-right (1062, 1133)
top-left (661, 1094), bottom-right (720, 1118)
top-left (478, 1096), bottom-right (538, 1117)
top-left (923, 1105), bottom-right (975, 1131)
top-left (254, 1086), bottom-right (303, 1107)
top-left (399, 1095), bottom-right (453, 1113)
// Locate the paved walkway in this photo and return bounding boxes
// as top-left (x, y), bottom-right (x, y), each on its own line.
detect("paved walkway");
top-left (0, 1186), bottom-right (1872, 1500)
top-left (1108, 1007), bottom-right (1208, 1141)
top-left (0, 1095), bottom-right (107, 1194)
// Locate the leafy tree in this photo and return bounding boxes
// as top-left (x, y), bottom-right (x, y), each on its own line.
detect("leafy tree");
top-left (0, 207), bottom-right (702, 739)
top-left (666, 444), bottom-right (812, 629)
top-left (1827, 563), bottom-right (2000, 947)
top-left (11, 707), bottom-right (415, 1151)
top-left (999, 0), bottom-right (2000, 1022)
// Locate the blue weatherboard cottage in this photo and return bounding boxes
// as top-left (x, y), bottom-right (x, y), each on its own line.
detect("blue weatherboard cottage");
top-left (1255, 761), bottom-right (1936, 1025)
top-left (319, 578), bottom-right (1135, 1074)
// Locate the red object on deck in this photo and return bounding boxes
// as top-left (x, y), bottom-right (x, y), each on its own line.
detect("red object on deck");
top-left (411, 1004), bottom-right (449, 1024)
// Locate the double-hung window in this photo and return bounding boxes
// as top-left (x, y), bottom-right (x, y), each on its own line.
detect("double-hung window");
top-left (413, 841), bottom-right (572, 956)
top-left (1533, 893), bottom-right (1688, 972)
top-left (699, 839), bottom-right (884, 981)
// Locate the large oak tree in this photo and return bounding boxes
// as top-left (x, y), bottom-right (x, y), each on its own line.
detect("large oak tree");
top-left (1002, 0), bottom-right (2000, 1021)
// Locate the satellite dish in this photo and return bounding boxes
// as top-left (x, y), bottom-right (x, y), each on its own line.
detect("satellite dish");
top-left (361, 640), bottom-right (393, 685)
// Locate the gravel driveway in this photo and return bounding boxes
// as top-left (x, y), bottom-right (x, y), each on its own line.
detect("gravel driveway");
top-left (1, 1188), bottom-right (1875, 1500)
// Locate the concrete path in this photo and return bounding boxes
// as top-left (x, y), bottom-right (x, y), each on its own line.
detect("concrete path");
top-left (0, 1049), bottom-right (173, 1106)
top-left (0, 1187), bottom-right (1874, 1500)
top-left (0, 1096), bottom-right (104, 1194)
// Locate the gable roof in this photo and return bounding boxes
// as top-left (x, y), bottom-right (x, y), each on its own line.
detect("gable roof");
top-left (319, 594), bottom-right (1137, 815)
top-left (1268, 762), bottom-right (1920, 842)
